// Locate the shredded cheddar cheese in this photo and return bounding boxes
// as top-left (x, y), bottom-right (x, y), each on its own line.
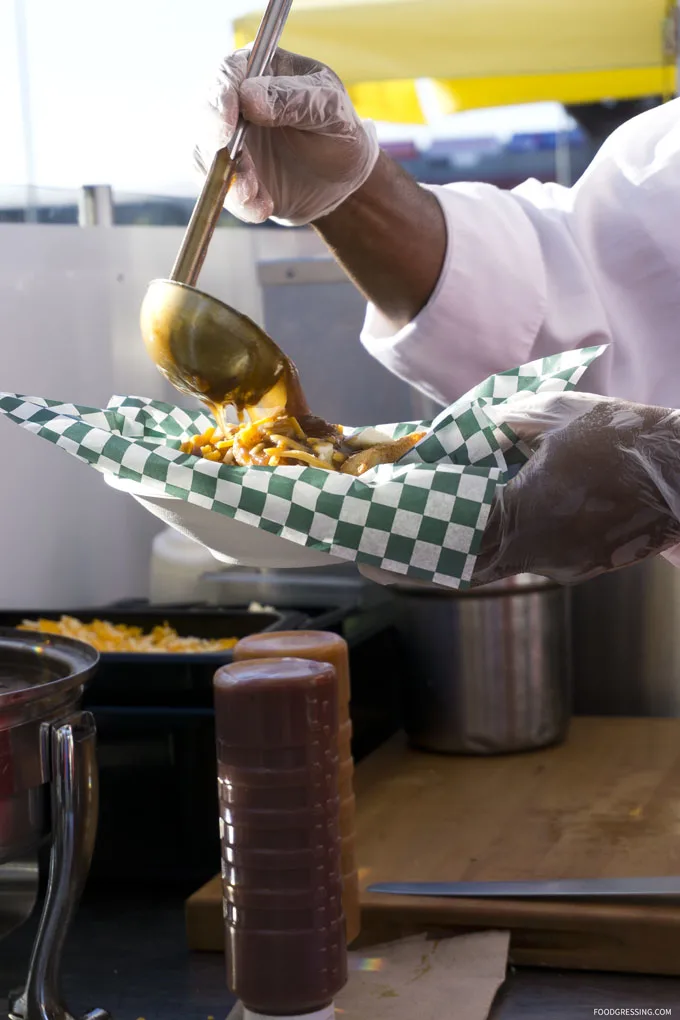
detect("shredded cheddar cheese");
top-left (18, 616), bottom-right (239, 654)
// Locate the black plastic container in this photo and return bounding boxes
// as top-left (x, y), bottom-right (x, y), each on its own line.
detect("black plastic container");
top-left (0, 604), bottom-right (305, 707)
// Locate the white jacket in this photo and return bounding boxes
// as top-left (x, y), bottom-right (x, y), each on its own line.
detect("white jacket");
top-left (362, 98), bottom-right (680, 410)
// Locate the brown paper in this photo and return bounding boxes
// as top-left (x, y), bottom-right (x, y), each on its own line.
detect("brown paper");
top-left (226, 930), bottom-right (510, 1020)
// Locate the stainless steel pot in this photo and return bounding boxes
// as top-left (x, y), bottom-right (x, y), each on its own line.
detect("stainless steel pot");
top-left (571, 556), bottom-right (680, 716)
top-left (395, 575), bottom-right (572, 754)
top-left (0, 628), bottom-right (109, 1020)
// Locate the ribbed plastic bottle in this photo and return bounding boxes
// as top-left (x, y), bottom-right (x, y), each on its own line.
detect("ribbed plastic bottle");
top-left (214, 657), bottom-right (347, 1020)
top-left (233, 631), bottom-right (360, 945)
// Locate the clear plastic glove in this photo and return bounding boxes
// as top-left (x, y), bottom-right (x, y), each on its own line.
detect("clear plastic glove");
top-left (195, 47), bottom-right (380, 226)
top-left (358, 392), bottom-right (680, 592)
top-left (473, 392), bottom-right (680, 586)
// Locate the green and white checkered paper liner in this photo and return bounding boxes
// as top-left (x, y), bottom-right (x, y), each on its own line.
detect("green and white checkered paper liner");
top-left (0, 346), bottom-right (604, 590)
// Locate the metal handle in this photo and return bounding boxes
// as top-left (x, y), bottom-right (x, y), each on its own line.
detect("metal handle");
top-left (9, 712), bottom-right (109, 1020)
top-left (229, 0), bottom-right (293, 165)
top-left (170, 0), bottom-right (293, 286)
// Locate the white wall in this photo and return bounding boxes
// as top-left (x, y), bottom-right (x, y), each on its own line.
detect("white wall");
top-left (0, 224), bottom-right (263, 608)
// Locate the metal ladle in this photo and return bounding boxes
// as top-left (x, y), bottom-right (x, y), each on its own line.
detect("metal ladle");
top-left (140, 0), bottom-right (307, 429)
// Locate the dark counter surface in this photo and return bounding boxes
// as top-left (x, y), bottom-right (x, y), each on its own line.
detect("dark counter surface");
top-left (3, 891), bottom-right (680, 1020)
top-left (0, 890), bottom-right (235, 1020)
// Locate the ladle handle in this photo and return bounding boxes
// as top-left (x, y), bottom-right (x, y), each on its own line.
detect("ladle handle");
top-left (170, 0), bottom-right (294, 287)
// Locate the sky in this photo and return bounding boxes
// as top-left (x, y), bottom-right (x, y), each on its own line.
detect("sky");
top-left (0, 0), bottom-right (570, 200)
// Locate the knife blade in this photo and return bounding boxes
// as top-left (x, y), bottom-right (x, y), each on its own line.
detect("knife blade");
top-left (367, 877), bottom-right (680, 898)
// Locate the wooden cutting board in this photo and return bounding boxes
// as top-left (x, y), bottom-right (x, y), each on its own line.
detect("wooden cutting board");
top-left (186, 718), bottom-right (680, 975)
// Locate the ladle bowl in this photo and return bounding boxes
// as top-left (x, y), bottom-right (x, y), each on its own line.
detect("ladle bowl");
top-left (140, 279), bottom-right (305, 418)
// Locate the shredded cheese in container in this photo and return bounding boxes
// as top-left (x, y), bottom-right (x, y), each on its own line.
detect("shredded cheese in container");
top-left (19, 615), bottom-right (243, 654)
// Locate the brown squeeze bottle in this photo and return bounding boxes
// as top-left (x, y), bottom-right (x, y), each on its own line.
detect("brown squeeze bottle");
top-left (214, 657), bottom-right (347, 1020)
top-left (233, 631), bottom-right (360, 945)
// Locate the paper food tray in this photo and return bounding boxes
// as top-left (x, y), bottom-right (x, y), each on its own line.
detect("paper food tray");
top-left (0, 347), bottom-right (604, 587)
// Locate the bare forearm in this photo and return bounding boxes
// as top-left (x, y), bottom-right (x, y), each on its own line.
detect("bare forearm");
top-left (313, 152), bottom-right (447, 330)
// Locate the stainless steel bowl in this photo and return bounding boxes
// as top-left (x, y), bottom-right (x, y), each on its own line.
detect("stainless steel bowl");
top-left (0, 629), bottom-right (109, 1020)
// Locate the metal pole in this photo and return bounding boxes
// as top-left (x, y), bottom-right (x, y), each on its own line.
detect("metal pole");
top-left (13, 0), bottom-right (37, 223)
top-left (78, 186), bottom-right (114, 227)
top-left (555, 109), bottom-right (573, 188)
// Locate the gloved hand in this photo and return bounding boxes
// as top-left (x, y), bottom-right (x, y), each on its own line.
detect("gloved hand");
top-left (358, 392), bottom-right (680, 592)
top-left (473, 392), bottom-right (680, 586)
top-left (195, 47), bottom-right (380, 226)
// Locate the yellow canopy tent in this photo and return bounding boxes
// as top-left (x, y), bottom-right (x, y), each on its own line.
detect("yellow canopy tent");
top-left (234, 0), bottom-right (678, 123)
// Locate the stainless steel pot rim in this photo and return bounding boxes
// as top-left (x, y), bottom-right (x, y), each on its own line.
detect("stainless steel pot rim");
top-left (0, 627), bottom-right (99, 708)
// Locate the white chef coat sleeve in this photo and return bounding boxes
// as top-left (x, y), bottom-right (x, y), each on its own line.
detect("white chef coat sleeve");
top-left (360, 181), bottom-right (548, 405)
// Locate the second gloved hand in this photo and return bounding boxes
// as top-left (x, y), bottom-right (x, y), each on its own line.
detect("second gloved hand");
top-left (195, 47), bottom-right (380, 226)
top-left (473, 392), bottom-right (680, 586)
